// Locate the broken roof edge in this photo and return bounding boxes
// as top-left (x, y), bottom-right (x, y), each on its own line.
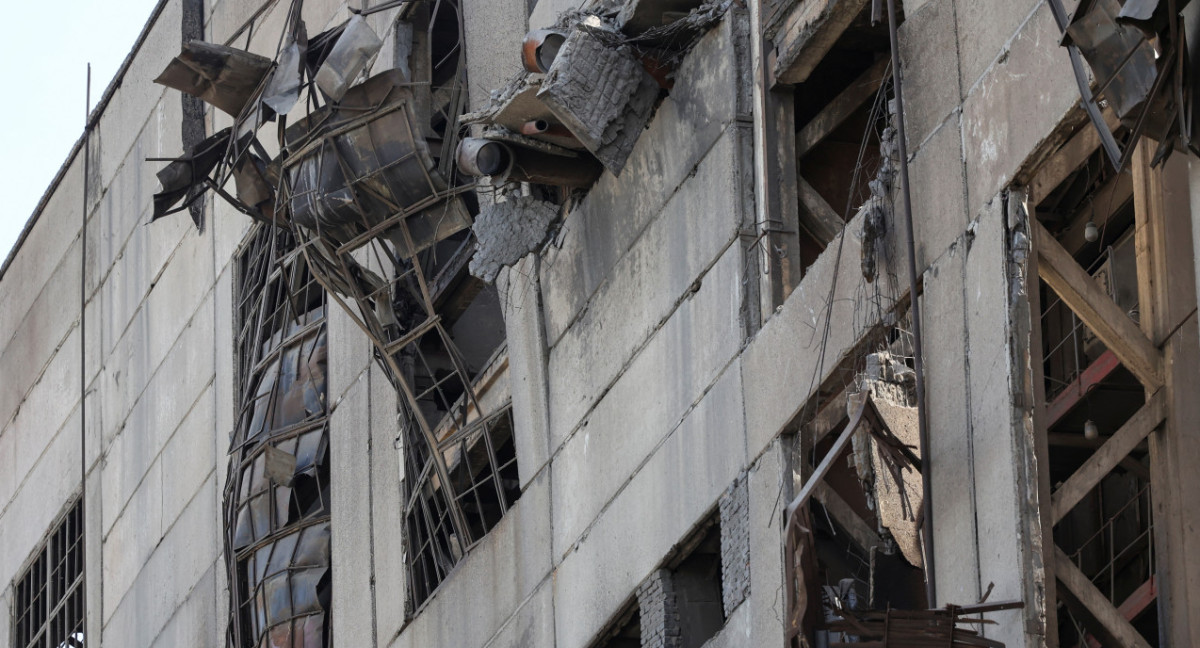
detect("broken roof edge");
top-left (0, 0), bottom-right (172, 285)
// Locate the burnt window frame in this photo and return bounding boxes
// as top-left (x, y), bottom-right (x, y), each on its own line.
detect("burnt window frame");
top-left (226, 225), bottom-right (333, 648)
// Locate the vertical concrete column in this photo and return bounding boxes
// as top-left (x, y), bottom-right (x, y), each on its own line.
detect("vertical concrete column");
top-left (328, 303), bottom-right (377, 646)
top-left (498, 255), bottom-right (552, 488)
top-left (718, 473), bottom-right (751, 616)
top-left (462, 0), bottom-right (529, 112)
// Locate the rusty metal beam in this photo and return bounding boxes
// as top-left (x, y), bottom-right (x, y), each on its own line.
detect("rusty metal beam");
top-left (1033, 218), bottom-right (1164, 390)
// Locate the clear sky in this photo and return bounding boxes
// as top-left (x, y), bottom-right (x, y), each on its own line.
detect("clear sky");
top-left (0, 0), bottom-right (163, 266)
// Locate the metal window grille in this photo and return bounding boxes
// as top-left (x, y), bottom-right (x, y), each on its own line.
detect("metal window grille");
top-left (226, 225), bottom-right (332, 648)
top-left (12, 498), bottom-right (85, 648)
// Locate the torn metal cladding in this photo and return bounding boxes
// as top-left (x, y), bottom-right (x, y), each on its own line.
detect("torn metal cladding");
top-left (154, 41), bottom-right (273, 117)
top-left (151, 127), bottom-right (233, 220)
top-left (1054, 0), bottom-right (1200, 168)
top-left (314, 14), bottom-right (384, 102)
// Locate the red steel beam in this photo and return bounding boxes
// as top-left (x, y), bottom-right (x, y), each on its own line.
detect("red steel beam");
top-left (1046, 349), bottom-right (1122, 428)
top-left (1083, 576), bottom-right (1157, 648)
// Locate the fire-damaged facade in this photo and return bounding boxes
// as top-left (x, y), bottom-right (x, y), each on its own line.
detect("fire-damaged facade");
top-left (8, 0), bottom-right (1200, 646)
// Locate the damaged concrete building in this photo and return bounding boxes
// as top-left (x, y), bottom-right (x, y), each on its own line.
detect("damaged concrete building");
top-left (5, 0), bottom-right (1200, 646)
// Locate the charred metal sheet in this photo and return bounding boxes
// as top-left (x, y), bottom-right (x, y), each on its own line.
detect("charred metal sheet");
top-left (464, 79), bottom-right (587, 151)
top-left (151, 127), bottom-right (232, 221)
top-left (537, 25), bottom-right (660, 173)
top-left (469, 196), bottom-right (560, 282)
top-left (154, 41), bottom-right (273, 116)
top-left (232, 153), bottom-right (280, 224)
top-left (314, 14), bottom-right (383, 102)
top-left (1065, 0), bottom-right (1158, 119)
top-left (263, 34), bottom-right (307, 115)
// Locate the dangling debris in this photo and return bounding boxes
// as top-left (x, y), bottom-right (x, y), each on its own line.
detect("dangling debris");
top-left (538, 24), bottom-right (660, 174)
top-left (469, 195), bottom-right (560, 282)
top-left (262, 31), bottom-right (307, 115)
top-left (154, 42), bottom-right (273, 117)
top-left (151, 127), bottom-right (232, 222)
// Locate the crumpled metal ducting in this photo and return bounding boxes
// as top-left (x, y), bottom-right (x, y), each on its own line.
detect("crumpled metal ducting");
top-left (1065, 0), bottom-right (1158, 120)
top-left (280, 69), bottom-right (472, 256)
top-left (154, 41), bottom-right (273, 117)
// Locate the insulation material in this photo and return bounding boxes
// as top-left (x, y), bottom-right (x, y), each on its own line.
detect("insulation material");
top-left (537, 26), bottom-right (660, 174)
top-left (469, 196), bottom-right (559, 282)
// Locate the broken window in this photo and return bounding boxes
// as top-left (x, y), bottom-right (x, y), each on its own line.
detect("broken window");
top-left (227, 225), bottom-right (331, 648)
top-left (12, 498), bottom-right (85, 648)
top-left (152, 0), bottom-right (526, 620)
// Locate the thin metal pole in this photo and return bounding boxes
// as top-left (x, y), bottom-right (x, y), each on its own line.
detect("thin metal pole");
top-left (80, 62), bottom-right (91, 641)
top-left (886, 0), bottom-right (936, 607)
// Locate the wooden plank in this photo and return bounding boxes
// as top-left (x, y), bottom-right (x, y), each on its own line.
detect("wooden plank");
top-left (797, 174), bottom-right (844, 245)
top-left (773, 0), bottom-right (871, 85)
top-left (1054, 545), bottom-right (1154, 648)
top-left (813, 481), bottom-right (882, 551)
top-left (1050, 391), bottom-right (1165, 525)
top-left (796, 56), bottom-right (891, 156)
top-left (1030, 108), bottom-right (1120, 204)
top-left (1033, 218), bottom-right (1164, 389)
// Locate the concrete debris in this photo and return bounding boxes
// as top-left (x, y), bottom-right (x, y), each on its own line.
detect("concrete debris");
top-left (154, 41), bottom-right (273, 117)
top-left (469, 195), bottom-right (560, 282)
top-left (850, 353), bottom-right (923, 569)
top-left (538, 25), bottom-right (660, 174)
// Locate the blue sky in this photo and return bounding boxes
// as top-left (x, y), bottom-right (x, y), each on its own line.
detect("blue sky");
top-left (0, 0), bottom-right (162, 265)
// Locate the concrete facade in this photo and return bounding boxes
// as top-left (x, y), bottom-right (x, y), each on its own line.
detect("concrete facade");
top-left (2, 0), bottom-right (1197, 647)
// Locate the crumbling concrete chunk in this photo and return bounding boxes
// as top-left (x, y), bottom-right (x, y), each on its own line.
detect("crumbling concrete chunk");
top-left (537, 27), bottom-right (659, 174)
top-left (470, 196), bottom-right (560, 282)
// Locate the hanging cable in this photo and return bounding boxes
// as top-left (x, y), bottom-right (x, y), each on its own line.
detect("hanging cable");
top-left (886, 0), bottom-right (936, 607)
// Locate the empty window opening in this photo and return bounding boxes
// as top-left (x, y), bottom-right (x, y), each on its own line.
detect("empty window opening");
top-left (12, 498), bottom-right (85, 648)
top-left (789, 5), bottom-right (899, 273)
